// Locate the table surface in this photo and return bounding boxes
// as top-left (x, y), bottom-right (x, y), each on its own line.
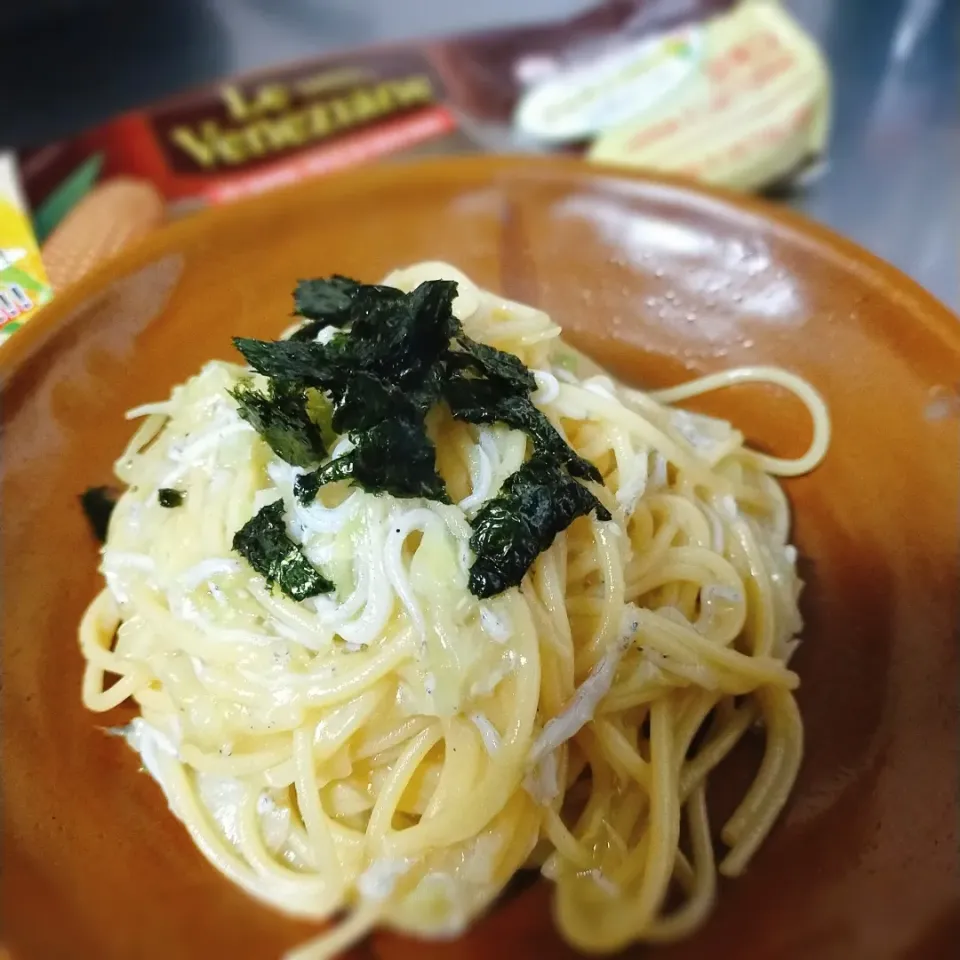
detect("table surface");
top-left (3, 0), bottom-right (957, 309)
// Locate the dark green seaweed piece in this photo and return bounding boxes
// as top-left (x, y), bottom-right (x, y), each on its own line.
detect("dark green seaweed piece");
top-left (468, 457), bottom-right (611, 599)
top-left (331, 364), bottom-right (446, 433)
top-left (346, 279), bottom-right (461, 387)
top-left (157, 488), bottom-right (184, 508)
top-left (443, 374), bottom-right (603, 484)
top-left (330, 371), bottom-right (414, 434)
top-left (409, 359), bottom-right (449, 414)
top-left (295, 417), bottom-right (448, 504)
top-left (289, 276), bottom-right (402, 340)
top-left (79, 486), bottom-right (119, 542)
top-left (231, 379), bottom-right (327, 467)
top-left (233, 337), bottom-right (348, 388)
top-left (293, 275), bottom-right (359, 321)
top-left (232, 271), bottom-right (613, 600)
top-left (344, 281), bottom-right (407, 323)
top-left (449, 335), bottom-right (536, 394)
top-left (234, 280), bottom-right (459, 393)
top-left (232, 500), bottom-right (333, 600)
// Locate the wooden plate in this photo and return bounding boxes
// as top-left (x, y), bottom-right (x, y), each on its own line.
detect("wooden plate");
top-left (3, 156), bottom-right (958, 960)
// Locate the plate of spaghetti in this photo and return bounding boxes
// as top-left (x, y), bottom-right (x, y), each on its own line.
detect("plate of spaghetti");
top-left (3, 157), bottom-right (958, 960)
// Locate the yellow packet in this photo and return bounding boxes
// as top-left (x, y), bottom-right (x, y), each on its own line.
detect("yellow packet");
top-left (586, 1), bottom-right (830, 189)
top-left (0, 152), bottom-right (53, 345)
top-left (515, 0), bottom-right (829, 192)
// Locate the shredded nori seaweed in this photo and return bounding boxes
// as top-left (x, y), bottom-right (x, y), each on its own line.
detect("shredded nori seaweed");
top-left (80, 486), bottom-right (119, 542)
top-left (157, 488), bottom-right (184, 508)
top-left (448, 335), bottom-right (536, 394)
top-left (230, 273), bottom-right (608, 600)
top-left (232, 500), bottom-right (334, 600)
top-left (468, 458), bottom-right (611, 599)
top-left (231, 379), bottom-right (327, 467)
top-left (295, 417), bottom-right (449, 504)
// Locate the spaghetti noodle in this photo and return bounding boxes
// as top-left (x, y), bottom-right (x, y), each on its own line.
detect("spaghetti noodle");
top-left (80, 262), bottom-right (829, 958)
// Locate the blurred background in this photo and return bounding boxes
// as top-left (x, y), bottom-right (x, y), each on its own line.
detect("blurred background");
top-left (2, 0), bottom-right (957, 307)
